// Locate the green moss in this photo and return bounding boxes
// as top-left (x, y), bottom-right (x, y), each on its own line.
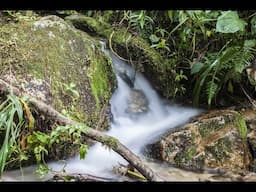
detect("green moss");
top-left (103, 136), bottom-right (118, 150)
top-left (87, 48), bottom-right (113, 110)
top-left (234, 113), bottom-right (247, 140)
top-left (205, 137), bottom-right (232, 162)
top-left (191, 133), bottom-right (196, 142)
top-left (198, 119), bottom-right (223, 138)
top-left (185, 146), bottom-right (196, 161)
top-left (174, 145), bottom-right (196, 166)
top-left (198, 113), bottom-right (247, 140)
top-left (65, 15), bottom-right (113, 37)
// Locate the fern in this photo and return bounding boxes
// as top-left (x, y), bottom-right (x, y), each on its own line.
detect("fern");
top-left (192, 40), bottom-right (256, 107)
top-left (206, 80), bottom-right (218, 106)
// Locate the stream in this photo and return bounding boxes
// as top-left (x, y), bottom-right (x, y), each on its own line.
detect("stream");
top-left (2, 46), bottom-right (205, 181)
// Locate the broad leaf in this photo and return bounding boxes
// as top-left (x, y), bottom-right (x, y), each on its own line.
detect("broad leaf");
top-left (244, 39), bottom-right (256, 48)
top-left (191, 62), bottom-right (204, 74)
top-left (149, 34), bottom-right (160, 43)
top-left (216, 11), bottom-right (246, 33)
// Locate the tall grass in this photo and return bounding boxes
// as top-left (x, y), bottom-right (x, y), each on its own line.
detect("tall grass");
top-left (0, 93), bottom-right (25, 176)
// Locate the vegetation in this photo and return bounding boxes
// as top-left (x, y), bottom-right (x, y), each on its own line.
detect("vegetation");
top-left (85, 10), bottom-right (256, 107)
top-left (234, 113), bottom-right (248, 140)
top-left (0, 93), bottom-right (26, 176)
top-left (0, 93), bottom-right (89, 177)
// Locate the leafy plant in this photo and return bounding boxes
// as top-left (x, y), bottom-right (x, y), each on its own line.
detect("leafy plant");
top-left (127, 11), bottom-right (154, 31)
top-left (63, 82), bottom-right (80, 99)
top-left (0, 93), bottom-right (25, 176)
top-left (3, 11), bottom-right (37, 22)
top-left (191, 40), bottom-right (256, 107)
top-left (27, 124), bottom-right (88, 177)
top-left (174, 70), bottom-right (188, 96)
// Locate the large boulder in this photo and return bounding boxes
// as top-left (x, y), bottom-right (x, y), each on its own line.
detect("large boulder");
top-left (148, 109), bottom-right (251, 174)
top-left (0, 13), bottom-right (115, 168)
top-left (0, 14), bottom-right (115, 128)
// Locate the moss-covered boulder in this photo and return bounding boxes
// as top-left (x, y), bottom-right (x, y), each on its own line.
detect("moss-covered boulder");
top-left (65, 14), bottom-right (178, 99)
top-left (148, 109), bottom-right (251, 173)
top-left (0, 14), bottom-right (115, 128)
top-left (241, 108), bottom-right (256, 172)
top-left (0, 14), bottom-right (115, 168)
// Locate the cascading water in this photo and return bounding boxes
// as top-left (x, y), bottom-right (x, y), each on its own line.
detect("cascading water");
top-left (2, 44), bottom-right (202, 181)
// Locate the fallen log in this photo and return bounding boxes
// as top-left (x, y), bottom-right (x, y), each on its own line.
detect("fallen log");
top-left (0, 79), bottom-right (164, 181)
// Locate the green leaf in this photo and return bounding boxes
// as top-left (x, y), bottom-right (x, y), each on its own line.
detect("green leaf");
top-left (35, 164), bottom-right (51, 178)
top-left (191, 62), bottom-right (204, 74)
top-left (216, 11), bottom-right (246, 33)
top-left (219, 46), bottom-right (238, 64)
top-left (69, 83), bottom-right (76, 89)
top-left (71, 90), bottom-right (80, 98)
top-left (167, 10), bottom-right (173, 22)
top-left (244, 39), bottom-right (256, 48)
top-left (149, 34), bottom-right (160, 43)
top-left (79, 144), bottom-right (88, 160)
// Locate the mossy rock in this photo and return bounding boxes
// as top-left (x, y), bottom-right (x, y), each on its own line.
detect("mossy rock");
top-left (0, 14), bottom-right (115, 168)
top-left (149, 109), bottom-right (251, 173)
top-left (65, 14), bottom-right (178, 99)
top-left (245, 109), bottom-right (256, 172)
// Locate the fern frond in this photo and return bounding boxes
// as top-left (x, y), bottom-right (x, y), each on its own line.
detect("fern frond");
top-left (219, 46), bottom-right (238, 64)
top-left (233, 46), bottom-right (255, 73)
top-left (206, 80), bottom-right (218, 106)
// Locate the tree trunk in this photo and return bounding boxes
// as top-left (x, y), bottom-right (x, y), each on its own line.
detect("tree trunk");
top-left (0, 79), bottom-right (164, 181)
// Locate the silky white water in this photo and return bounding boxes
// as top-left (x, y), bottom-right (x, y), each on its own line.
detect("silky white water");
top-left (2, 47), bottom-right (202, 181)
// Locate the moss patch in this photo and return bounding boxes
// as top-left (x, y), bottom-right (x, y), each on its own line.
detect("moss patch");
top-left (198, 119), bottom-right (223, 138)
top-left (234, 113), bottom-right (248, 140)
top-left (87, 47), bottom-right (114, 110)
top-left (205, 137), bottom-right (232, 162)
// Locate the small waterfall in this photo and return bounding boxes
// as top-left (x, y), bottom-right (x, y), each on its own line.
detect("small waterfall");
top-left (2, 44), bottom-right (202, 181)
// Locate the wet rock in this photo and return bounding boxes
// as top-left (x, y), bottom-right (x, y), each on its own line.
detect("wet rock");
top-left (244, 109), bottom-right (256, 172)
top-left (149, 110), bottom-right (250, 173)
top-left (126, 89), bottom-right (148, 114)
top-left (117, 71), bottom-right (134, 88)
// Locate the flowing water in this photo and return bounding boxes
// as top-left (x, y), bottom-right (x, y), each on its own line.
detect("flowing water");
top-left (2, 46), bottom-right (204, 181)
